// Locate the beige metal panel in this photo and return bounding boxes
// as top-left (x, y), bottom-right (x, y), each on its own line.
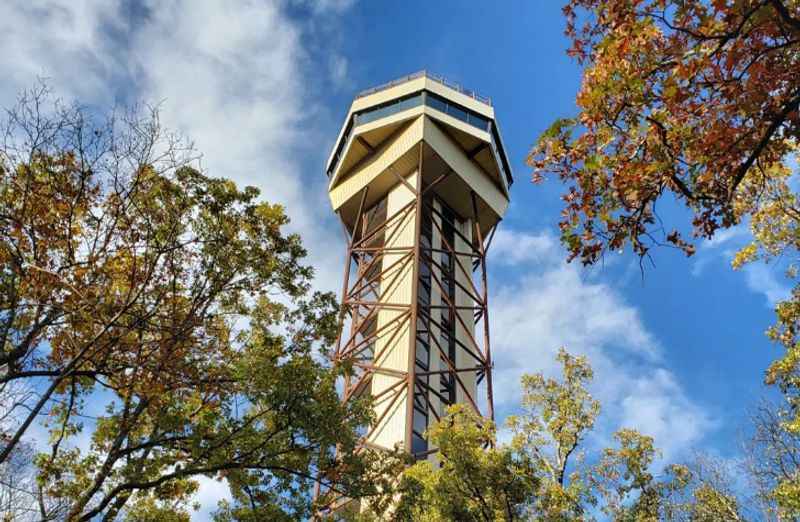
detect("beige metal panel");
top-left (428, 199), bottom-right (443, 422)
top-left (369, 174), bottom-right (418, 451)
top-left (422, 105), bottom-right (510, 202)
top-left (329, 117), bottom-right (424, 212)
top-left (353, 106), bottom-right (424, 138)
top-left (324, 77), bottom-right (427, 173)
top-left (488, 128), bottom-right (512, 197)
top-left (328, 107), bottom-right (425, 189)
top-left (326, 116), bottom-right (355, 178)
top-left (329, 104), bottom-right (495, 191)
top-left (454, 218), bottom-right (477, 408)
top-left (352, 76), bottom-right (494, 119)
top-left (422, 116), bottom-right (509, 219)
top-left (369, 386), bottom-right (408, 451)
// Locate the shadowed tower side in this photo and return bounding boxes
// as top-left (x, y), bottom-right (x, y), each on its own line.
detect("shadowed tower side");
top-left (320, 71), bottom-right (512, 512)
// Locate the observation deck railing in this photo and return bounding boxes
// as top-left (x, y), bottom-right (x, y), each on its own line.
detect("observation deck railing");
top-left (355, 70), bottom-right (492, 106)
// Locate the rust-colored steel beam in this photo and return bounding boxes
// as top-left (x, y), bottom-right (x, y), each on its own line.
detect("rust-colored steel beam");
top-left (471, 190), bottom-right (494, 422)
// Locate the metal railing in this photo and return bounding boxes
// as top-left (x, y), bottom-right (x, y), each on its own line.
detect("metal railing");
top-left (355, 70), bottom-right (492, 106)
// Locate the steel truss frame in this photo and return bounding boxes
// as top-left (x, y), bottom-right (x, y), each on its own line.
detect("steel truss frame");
top-left (315, 142), bottom-right (499, 516)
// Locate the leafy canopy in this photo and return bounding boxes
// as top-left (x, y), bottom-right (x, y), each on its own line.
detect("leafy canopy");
top-left (530, 0), bottom-right (800, 264)
top-left (530, 1), bottom-right (800, 513)
top-left (353, 348), bottom-right (755, 521)
top-left (0, 85), bottom-right (381, 520)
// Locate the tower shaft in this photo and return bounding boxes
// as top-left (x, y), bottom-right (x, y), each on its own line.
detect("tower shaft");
top-left (335, 142), bottom-right (495, 457)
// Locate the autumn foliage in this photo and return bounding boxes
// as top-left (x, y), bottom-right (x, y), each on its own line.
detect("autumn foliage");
top-left (352, 349), bottom-right (773, 521)
top-left (530, 0), bottom-right (800, 515)
top-left (530, 0), bottom-right (800, 264)
top-left (0, 86), bottom-right (386, 520)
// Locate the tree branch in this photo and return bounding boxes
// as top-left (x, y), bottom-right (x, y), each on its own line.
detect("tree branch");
top-left (770, 0), bottom-right (800, 32)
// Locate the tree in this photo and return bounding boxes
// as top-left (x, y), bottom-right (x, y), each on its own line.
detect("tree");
top-left (530, 0), bottom-right (800, 510)
top-left (0, 84), bottom-right (379, 520)
top-left (661, 454), bottom-right (748, 521)
top-left (592, 429), bottom-right (669, 521)
top-left (507, 349), bottom-right (599, 520)
top-left (530, 0), bottom-right (800, 265)
top-left (353, 348), bottom-right (748, 521)
top-left (744, 399), bottom-right (800, 519)
top-left (0, 440), bottom-right (38, 522)
top-left (391, 405), bottom-right (535, 522)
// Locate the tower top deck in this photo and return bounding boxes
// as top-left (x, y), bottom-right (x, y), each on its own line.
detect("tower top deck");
top-left (326, 71), bottom-right (513, 191)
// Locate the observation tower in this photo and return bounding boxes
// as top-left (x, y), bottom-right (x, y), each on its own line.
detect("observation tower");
top-left (325, 70), bottom-right (512, 470)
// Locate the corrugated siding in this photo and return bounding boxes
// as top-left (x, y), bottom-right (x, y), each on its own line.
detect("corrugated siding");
top-left (369, 173), bottom-right (418, 450)
top-left (329, 117), bottom-right (424, 211)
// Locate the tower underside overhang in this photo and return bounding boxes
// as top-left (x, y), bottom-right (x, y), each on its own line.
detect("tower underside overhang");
top-left (329, 114), bottom-right (509, 239)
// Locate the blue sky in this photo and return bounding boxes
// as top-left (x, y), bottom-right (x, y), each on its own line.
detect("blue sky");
top-left (1, 0), bottom-right (787, 517)
top-left (329, 0), bottom-right (783, 457)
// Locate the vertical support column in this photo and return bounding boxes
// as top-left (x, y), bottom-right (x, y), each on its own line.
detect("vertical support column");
top-left (367, 181), bottom-right (414, 450)
top-left (428, 199), bottom-right (442, 424)
top-left (471, 190), bottom-right (494, 422)
top-left (404, 142), bottom-right (424, 453)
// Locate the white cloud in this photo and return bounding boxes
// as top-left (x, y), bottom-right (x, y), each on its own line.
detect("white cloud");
top-left (131, 1), bottom-right (307, 218)
top-left (329, 54), bottom-right (350, 90)
top-left (704, 225), bottom-right (748, 249)
top-left (131, 0), bottom-right (347, 292)
top-left (615, 369), bottom-right (709, 461)
top-left (295, 0), bottom-right (357, 14)
top-left (690, 225), bottom-right (748, 277)
top-left (1, 0), bottom-right (350, 294)
top-left (491, 228), bottom-right (560, 266)
top-left (691, 223), bottom-right (791, 306)
top-left (0, 0), bottom-right (126, 105)
top-left (490, 229), bottom-right (715, 463)
top-left (741, 262), bottom-right (791, 307)
top-left (193, 476), bottom-right (232, 520)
